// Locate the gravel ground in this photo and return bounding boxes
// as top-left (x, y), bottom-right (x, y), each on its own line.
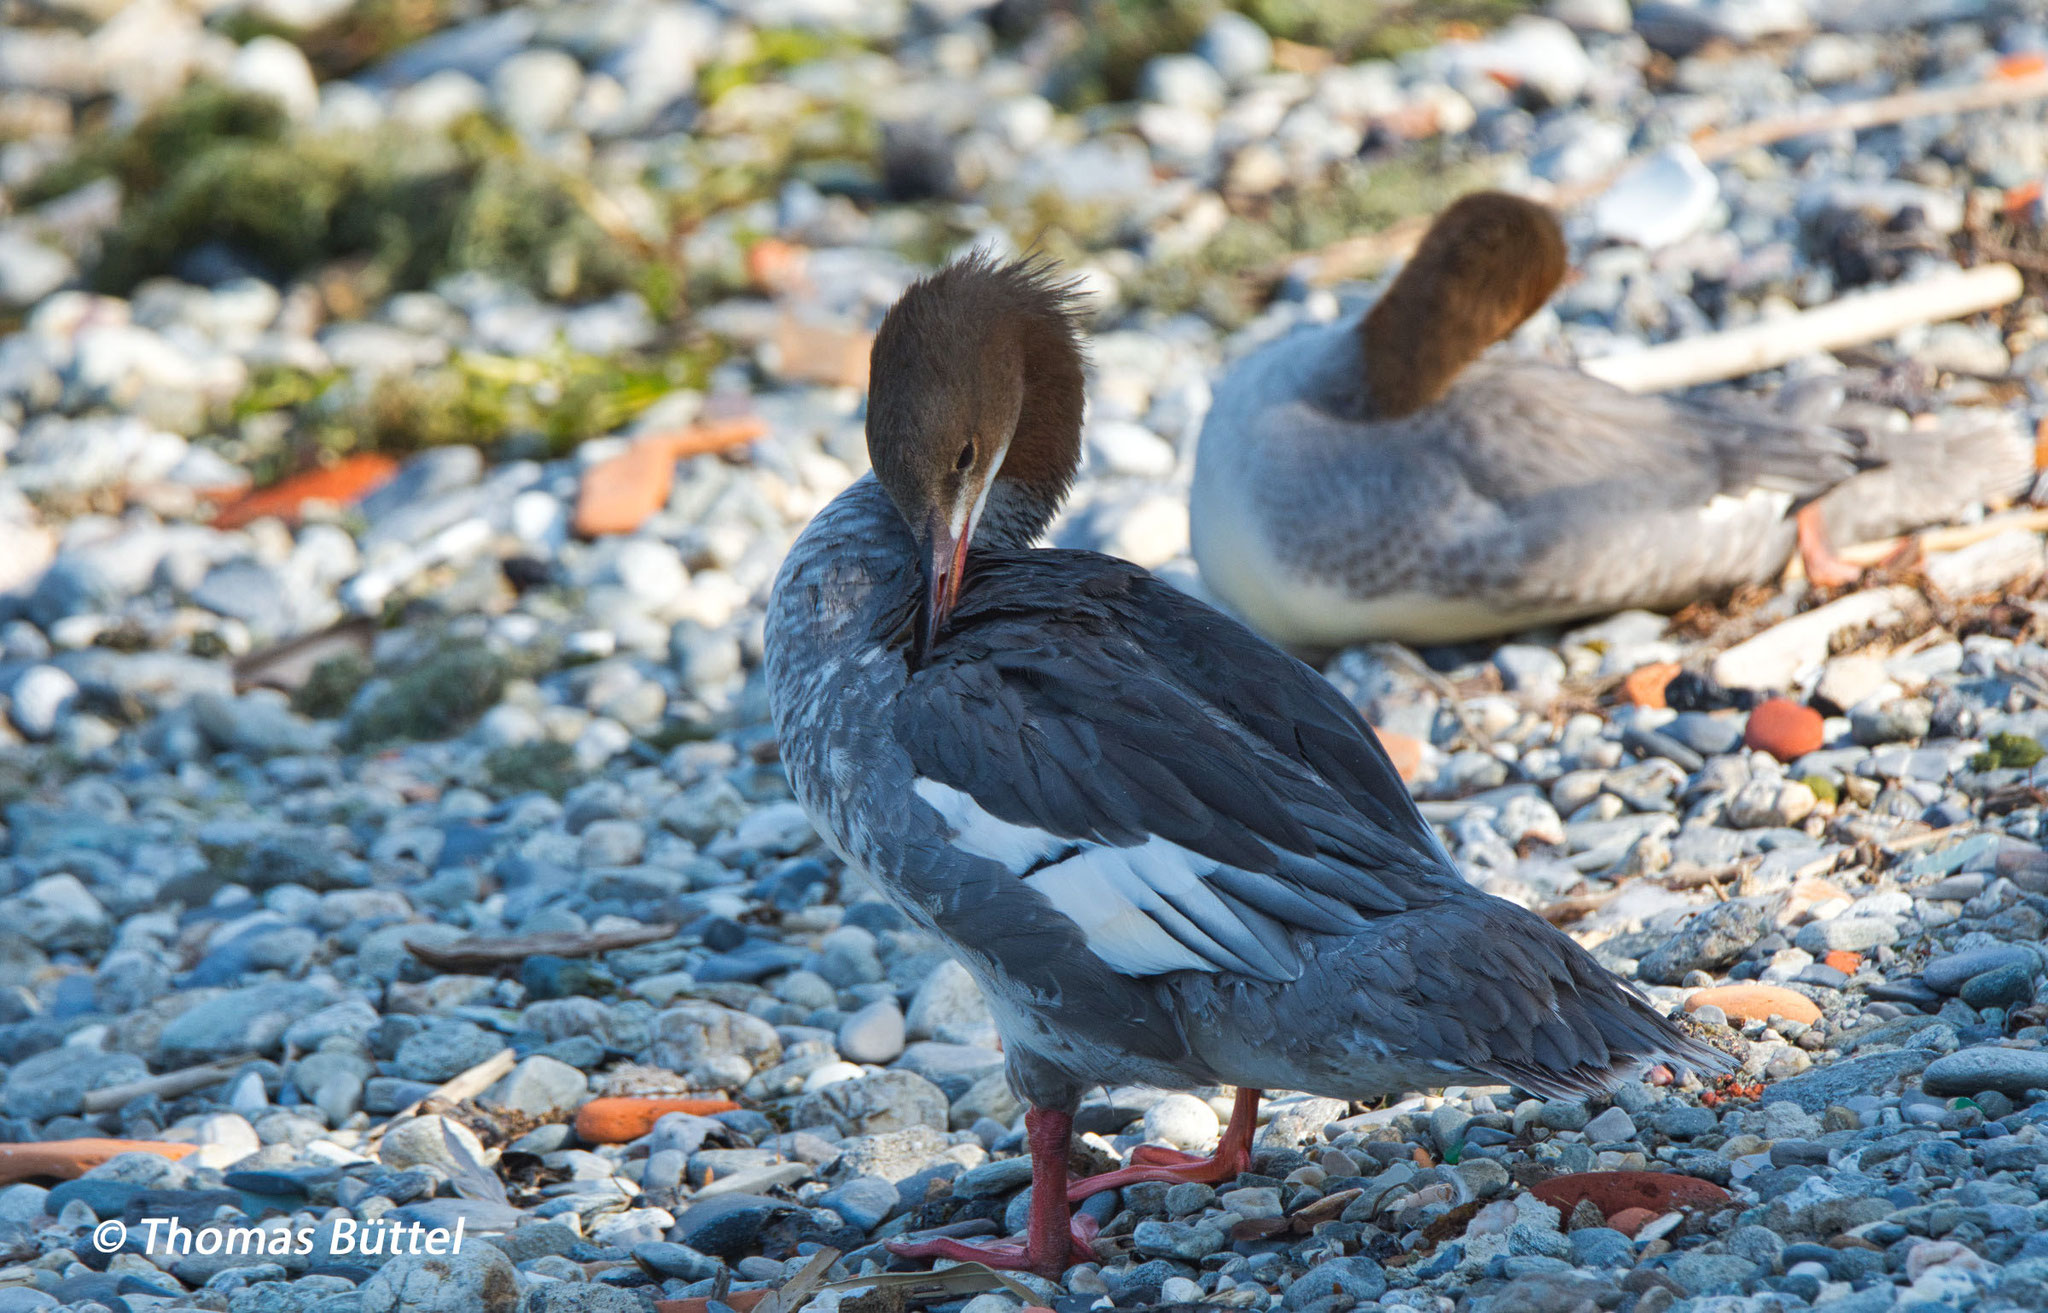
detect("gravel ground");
top-left (4, 1), bottom-right (2048, 1312)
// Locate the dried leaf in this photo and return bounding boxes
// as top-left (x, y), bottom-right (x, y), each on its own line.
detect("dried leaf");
top-left (440, 1120), bottom-right (510, 1208)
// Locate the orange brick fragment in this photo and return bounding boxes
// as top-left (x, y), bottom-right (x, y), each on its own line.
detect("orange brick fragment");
top-left (1372, 726), bottom-right (1424, 783)
top-left (1622, 662), bottom-right (1682, 708)
top-left (573, 418), bottom-right (767, 537)
top-left (574, 1095), bottom-right (742, 1143)
top-left (212, 454), bottom-right (399, 530)
top-left (1685, 984), bottom-right (1821, 1026)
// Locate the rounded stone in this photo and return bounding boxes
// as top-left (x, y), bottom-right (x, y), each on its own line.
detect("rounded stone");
top-left (1958, 964), bottom-right (2035, 1011)
top-left (1921, 1048), bottom-right (2048, 1098)
top-left (1744, 698), bottom-right (1823, 762)
top-left (1142, 1093), bottom-right (1220, 1151)
top-left (358, 1243), bottom-right (519, 1313)
top-left (1684, 984), bottom-right (1821, 1026)
top-left (7, 665), bottom-right (77, 740)
top-left (835, 1000), bottom-right (907, 1065)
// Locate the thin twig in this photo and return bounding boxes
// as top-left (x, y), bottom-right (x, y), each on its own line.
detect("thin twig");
top-left (753, 1247), bottom-right (840, 1313)
top-left (80, 1058), bottom-right (254, 1114)
top-left (1692, 69), bottom-right (2048, 162)
top-left (406, 923), bottom-right (678, 972)
top-left (382, 1048), bottom-right (518, 1127)
top-left (1579, 263), bottom-right (2023, 394)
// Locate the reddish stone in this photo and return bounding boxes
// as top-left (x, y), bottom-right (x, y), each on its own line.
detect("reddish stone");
top-left (1823, 950), bottom-right (1862, 975)
top-left (1685, 984), bottom-right (1821, 1026)
top-left (1529, 1171), bottom-right (1732, 1226)
top-left (1606, 1207), bottom-right (1660, 1237)
top-left (1744, 697), bottom-right (1824, 762)
top-left (1621, 661), bottom-right (1682, 708)
top-left (1372, 725), bottom-right (1424, 783)
top-left (211, 454), bottom-right (399, 530)
top-left (574, 418), bottom-right (767, 537)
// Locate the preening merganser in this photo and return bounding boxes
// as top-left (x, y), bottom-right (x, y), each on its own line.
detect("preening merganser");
top-left (1191, 191), bottom-right (2032, 648)
top-left (763, 253), bottom-right (1728, 1278)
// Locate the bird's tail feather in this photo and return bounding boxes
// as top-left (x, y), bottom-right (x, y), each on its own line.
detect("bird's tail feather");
top-left (1816, 409), bottom-right (2034, 547)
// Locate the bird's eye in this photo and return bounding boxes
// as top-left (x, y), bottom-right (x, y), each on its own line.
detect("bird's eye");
top-left (955, 442), bottom-right (975, 471)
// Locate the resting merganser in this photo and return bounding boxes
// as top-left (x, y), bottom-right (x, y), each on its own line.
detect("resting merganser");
top-left (763, 254), bottom-right (1728, 1278)
top-left (1191, 191), bottom-right (2034, 648)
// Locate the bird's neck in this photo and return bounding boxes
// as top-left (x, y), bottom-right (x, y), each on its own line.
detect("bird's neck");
top-left (975, 476), bottom-right (1064, 550)
top-left (1357, 281), bottom-right (1492, 421)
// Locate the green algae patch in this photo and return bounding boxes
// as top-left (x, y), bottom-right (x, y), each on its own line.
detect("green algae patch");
top-left (24, 85), bottom-right (674, 304)
top-left (1971, 732), bottom-right (2046, 772)
top-left (341, 641), bottom-right (508, 748)
top-left (291, 652), bottom-right (374, 721)
top-left (226, 338), bottom-right (722, 483)
top-left (485, 739), bottom-right (580, 798)
top-left (1118, 153), bottom-right (1496, 325)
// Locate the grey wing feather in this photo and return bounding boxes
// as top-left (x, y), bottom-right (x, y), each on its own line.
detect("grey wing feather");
top-left (895, 549), bottom-right (1464, 982)
top-left (1448, 361), bottom-right (1860, 508)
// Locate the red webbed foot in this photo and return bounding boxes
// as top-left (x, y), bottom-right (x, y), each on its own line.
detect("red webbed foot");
top-left (1068, 1088), bottom-right (1263, 1203)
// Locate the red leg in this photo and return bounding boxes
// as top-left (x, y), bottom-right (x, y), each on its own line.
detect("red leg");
top-left (1796, 503), bottom-right (1861, 589)
top-left (888, 1107), bottom-right (1093, 1279)
top-left (1068, 1088), bottom-right (1262, 1202)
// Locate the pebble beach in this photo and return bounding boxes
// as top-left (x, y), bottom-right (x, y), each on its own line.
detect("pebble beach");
top-left (4, 1), bottom-right (2048, 1312)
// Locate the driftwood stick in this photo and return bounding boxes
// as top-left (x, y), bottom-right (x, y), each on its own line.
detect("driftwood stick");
top-left (385, 1047), bottom-right (519, 1125)
top-left (1284, 214), bottom-right (1433, 287)
top-left (1694, 68), bottom-right (2048, 162)
top-left (1832, 507), bottom-right (2048, 569)
top-left (79, 1058), bottom-right (254, 1114)
top-left (405, 922), bottom-right (678, 971)
top-left (1579, 263), bottom-right (2023, 394)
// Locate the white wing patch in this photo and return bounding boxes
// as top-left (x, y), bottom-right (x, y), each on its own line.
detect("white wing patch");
top-left (912, 777), bottom-right (1067, 872)
top-left (1699, 488), bottom-right (1794, 524)
top-left (912, 779), bottom-right (1296, 980)
top-left (1024, 853), bottom-right (1219, 975)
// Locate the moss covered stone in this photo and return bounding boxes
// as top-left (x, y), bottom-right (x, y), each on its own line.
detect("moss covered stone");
top-left (291, 652), bottom-right (373, 721)
top-left (341, 642), bottom-right (508, 748)
top-left (1971, 732), bottom-right (2046, 772)
top-left (485, 739), bottom-right (580, 798)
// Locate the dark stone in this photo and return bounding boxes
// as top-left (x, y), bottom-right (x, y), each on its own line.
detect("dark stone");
top-left (881, 120), bottom-right (960, 201)
top-left (694, 943), bottom-right (808, 984)
top-left (768, 860), bottom-right (832, 911)
top-left (1636, 899), bottom-right (1774, 985)
top-left (1620, 726), bottom-right (1704, 772)
top-left (1768, 1050), bottom-right (1933, 1112)
top-left (669, 1194), bottom-right (799, 1261)
top-left (1959, 965), bottom-right (2034, 1011)
top-left (519, 955), bottom-right (616, 1000)
top-left (842, 901), bottom-right (907, 933)
top-left (1665, 713), bottom-right (1744, 758)
top-left (693, 916), bottom-right (748, 954)
top-left (631, 1240), bottom-right (722, 1281)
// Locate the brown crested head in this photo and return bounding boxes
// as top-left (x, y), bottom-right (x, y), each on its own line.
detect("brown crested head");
top-left (865, 252), bottom-right (1088, 649)
top-left (1359, 191), bottom-right (1567, 420)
